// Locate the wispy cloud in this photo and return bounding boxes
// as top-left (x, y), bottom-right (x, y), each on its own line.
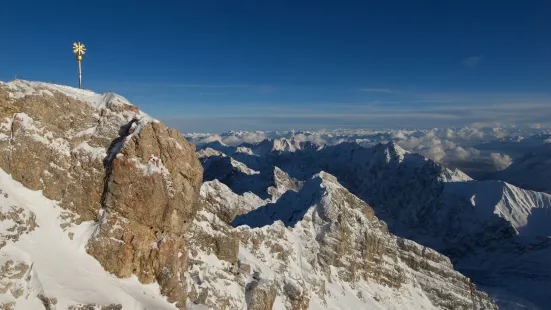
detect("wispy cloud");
top-left (462, 56), bottom-right (484, 67)
top-left (360, 88), bottom-right (393, 93)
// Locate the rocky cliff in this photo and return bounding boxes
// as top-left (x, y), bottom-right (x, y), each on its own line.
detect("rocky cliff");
top-left (0, 80), bottom-right (202, 309)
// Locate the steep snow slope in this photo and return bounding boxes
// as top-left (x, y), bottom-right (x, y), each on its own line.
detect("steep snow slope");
top-left (444, 180), bottom-right (551, 236)
top-left (492, 143), bottom-right (551, 194)
top-left (0, 169), bottom-right (178, 309)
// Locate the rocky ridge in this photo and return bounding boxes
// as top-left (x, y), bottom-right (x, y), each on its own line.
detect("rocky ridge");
top-left (187, 171), bottom-right (497, 309)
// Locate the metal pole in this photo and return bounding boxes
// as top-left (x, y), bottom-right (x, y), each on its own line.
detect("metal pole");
top-left (73, 42), bottom-right (86, 89)
top-left (78, 60), bottom-right (82, 89)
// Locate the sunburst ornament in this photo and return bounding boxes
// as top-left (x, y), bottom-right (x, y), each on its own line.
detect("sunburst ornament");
top-left (72, 42), bottom-right (86, 89)
top-left (73, 42), bottom-right (86, 55)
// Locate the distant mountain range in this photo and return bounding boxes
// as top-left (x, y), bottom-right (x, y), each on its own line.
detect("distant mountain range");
top-left (198, 137), bottom-right (551, 309)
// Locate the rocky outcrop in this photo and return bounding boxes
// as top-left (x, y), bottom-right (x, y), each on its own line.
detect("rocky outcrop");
top-left (0, 205), bottom-right (37, 249)
top-left (0, 259), bottom-right (31, 297)
top-left (245, 279), bottom-right (276, 310)
top-left (266, 166), bottom-right (301, 201)
top-left (0, 254), bottom-right (45, 308)
top-left (185, 209), bottom-right (242, 308)
top-left (0, 80), bottom-right (203, 308)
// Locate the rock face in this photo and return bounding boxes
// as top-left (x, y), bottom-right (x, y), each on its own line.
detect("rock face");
top-left (0, 80), bottom-right (202, 308)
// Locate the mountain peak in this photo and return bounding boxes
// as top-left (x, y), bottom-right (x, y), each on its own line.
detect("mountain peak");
top-left (226, 169), bottom-right (497, 309)
top-left (0, 79), bottom-right (203, 309)
top-left (2, 79), bottom-right (139, 112)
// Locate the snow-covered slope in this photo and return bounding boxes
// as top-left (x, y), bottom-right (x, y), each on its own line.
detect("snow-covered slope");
top-left (0, 169), bottom-right (178, 309)
top-left (444, 180), bottom-right (551, 236)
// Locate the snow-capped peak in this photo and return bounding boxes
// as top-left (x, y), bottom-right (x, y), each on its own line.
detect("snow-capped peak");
top-left (2, 79), bottom-right (136, 111)
top-left (444, 180), bottom-right (551, 236)
top-left (271, 137), bottom-right (302, 152)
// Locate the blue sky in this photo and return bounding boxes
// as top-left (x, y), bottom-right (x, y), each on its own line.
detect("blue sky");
top-left (1, 1), bottom-right (550, 132)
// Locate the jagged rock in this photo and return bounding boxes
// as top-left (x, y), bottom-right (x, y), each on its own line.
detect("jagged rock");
top-left (185, 209), bottom-right (242, 308)
top-left (267, 166), bottom-right (301, 201)
top-left (104, 121), bottom-right (202, 233)
top-left (245, 279), bottom-right (276, 310)
top-left (0, 80), bottom-right (203, 309)
top-left (200, 155), bottom-right (268, 198)
top-left (200, 152), bottom-right (302, 202)
top-left (0, 255), bottom-right (47, 308)
top-left (283, 279), bottom-right (309, 310)
top-left (192, 210), bottom-right (240, 264)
